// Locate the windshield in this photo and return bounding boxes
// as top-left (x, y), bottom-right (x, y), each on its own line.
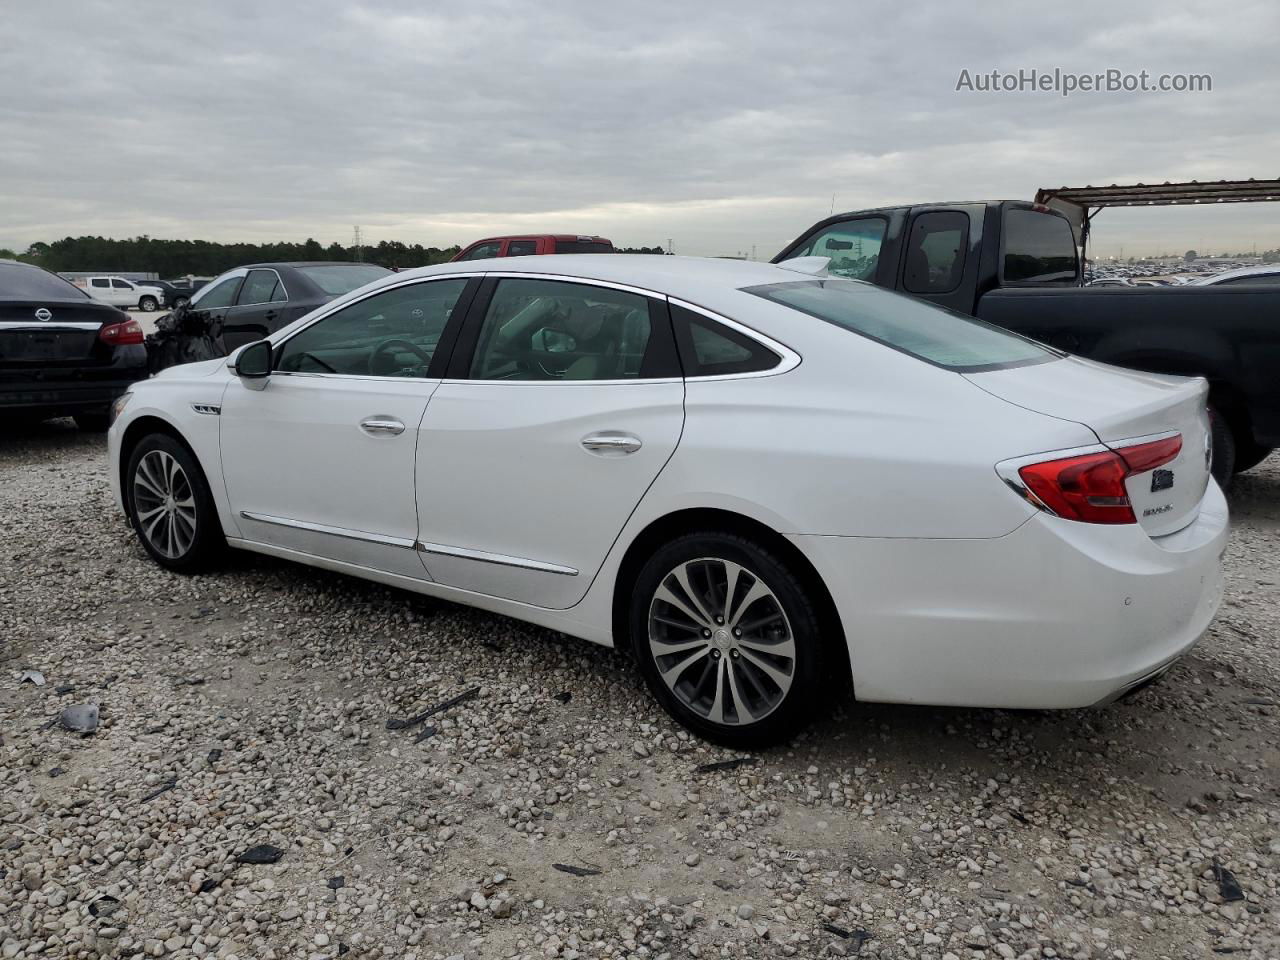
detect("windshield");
top-left (0, 264), bottom-right (90, 300)
top-left (743, 278), bottom-right (1055, 372)
top-left (297, 264), bottom-right (392, 296)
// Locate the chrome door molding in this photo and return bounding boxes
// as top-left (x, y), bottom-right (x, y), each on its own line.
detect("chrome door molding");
top-left (414, 540), bottom-right (579, 576)
top-left (239, 511), bottom-right (417, 549)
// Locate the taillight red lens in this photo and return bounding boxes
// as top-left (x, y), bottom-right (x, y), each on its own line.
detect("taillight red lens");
top-left (1117, 434), bottom-right (1182, 473)
top-left (99, 318), bottom-right (144, 346)
top-left (1015, 434), bottom-right (1182, 525)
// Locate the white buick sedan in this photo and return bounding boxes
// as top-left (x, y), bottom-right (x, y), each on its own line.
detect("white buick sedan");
top-left (108, 255), bottom-right (1228, 745)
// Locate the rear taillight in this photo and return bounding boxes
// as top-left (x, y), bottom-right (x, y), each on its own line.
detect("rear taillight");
top-left (99, 318), bottom-right (144, 346)
top-left (1007, 435), bottom-right (1182, 524)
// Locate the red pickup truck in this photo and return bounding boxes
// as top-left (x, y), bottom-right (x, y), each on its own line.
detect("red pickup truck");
top-left (452, 234), bottom-right (614, 261)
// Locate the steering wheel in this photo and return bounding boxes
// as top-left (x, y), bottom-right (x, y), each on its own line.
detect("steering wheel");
top-left (369, 338), bottom-right (432, 376)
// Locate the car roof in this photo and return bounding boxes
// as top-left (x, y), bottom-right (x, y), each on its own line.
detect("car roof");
top-left (359, 254), bottom-right (833, 324)
top-left (241, 261), bottom-right (382, 269)
top-left (1196, 264), bottom-right (1280, 283)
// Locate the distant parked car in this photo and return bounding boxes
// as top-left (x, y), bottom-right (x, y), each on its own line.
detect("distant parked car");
top-left (1190, 265), bottom-right (1280, 286)
top-left (1, 259), bottom-right (147, 430)
top-left (1086, 278), bottom-right (1133, 287)
top-left (185, 262), bottom-right (392, 351)
top-left (73, 275), bottom-right (165, 312)
top-left (136, 280), bottom-right (187, 309)
top-left (452, 235), bottom-right (614, 261)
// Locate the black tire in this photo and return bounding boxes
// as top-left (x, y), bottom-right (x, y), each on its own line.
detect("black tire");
top-left (1208, 405), bottom-right (1235, 489)
top-left (138, 295), bottom-right (159, 312)
top-left (629, 531), bottom-right (825, 747)
top-left (73, 411), bottom-right (111, 432)
top-left (125, 433), bottom-right (223, 573)
top-left (1233, 443), bottom-right (1274, 474)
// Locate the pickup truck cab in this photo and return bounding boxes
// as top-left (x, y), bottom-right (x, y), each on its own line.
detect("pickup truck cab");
top-left (452, 235), bottom-right (614, 261)
top-left (74, 276), bottom-right (164, 312)
top-left (775, 201), bottom-right (1280, 481)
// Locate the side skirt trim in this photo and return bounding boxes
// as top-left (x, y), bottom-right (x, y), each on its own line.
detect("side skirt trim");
top-left (238, 510), bottom-right (416, 549)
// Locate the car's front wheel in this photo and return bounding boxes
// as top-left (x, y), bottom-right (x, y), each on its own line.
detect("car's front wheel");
top-left (138, 295), bottom-right (159, 312)
top-left (630, 531), bottom-right (825, 747)
top-left (126, 434), bottom-right (222, 572)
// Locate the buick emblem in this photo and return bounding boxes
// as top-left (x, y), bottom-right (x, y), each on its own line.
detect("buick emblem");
top-left (1151, 468), bottom-right (1175, 492)
top-left (34, 307), bottom-right (52, 321)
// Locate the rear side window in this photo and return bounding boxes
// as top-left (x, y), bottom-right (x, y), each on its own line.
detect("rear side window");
top-left (0, 264), bottom-right (88, 299)
top-left (904, 211), bottom-right (968, 294)
top-left (458, 242), bottom-right (502, 261)
top-left (1003, 209), bottom-right (1078, 283)
top-left (672, 305), bottom-right (780, 377)
top-left (786, 218), bottom-right (886, 282)
top-left (506, 240), bottom-right (538, 257)
top-left (91, 278), bottom-right (110, 288)
top-left (553, 240), bottom-right (613, 254)
top-left (744, 278), bottom-right (1053, 373)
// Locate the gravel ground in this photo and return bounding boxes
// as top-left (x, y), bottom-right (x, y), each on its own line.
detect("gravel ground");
top-left (2, 423), bottom-right (1279, 960)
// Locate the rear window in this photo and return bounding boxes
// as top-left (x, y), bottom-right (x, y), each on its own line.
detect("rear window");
top-left (297, 264), bottom-right (392, 296)
top-left (0, 264), bottom-right (90, 300)
top-left (1002, 209), bottom-right (1078, 284)
top-left (553, 240), bottom-right (613, 254)
top-left (743, 278), bottom-right (1054, 372)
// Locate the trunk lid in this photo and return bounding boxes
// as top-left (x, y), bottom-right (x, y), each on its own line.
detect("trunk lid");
top-left (0, 299), bottom-right (122, 365)
top-left (965, 356), bottom-right (1211, 537)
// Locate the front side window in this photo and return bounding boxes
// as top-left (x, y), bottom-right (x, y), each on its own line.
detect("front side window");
top-left (904, 211), bottom-right (969, 294)
top-left (744, 278), bottom-right (1053, 372)
top-left (111, 278), bottom-right (132, 289)
top-left (787, 218), bottom-right (886, 281)
top-left (277, 278), bottom-right (468, 378)
top-left (469, 278), bottom-right (653, 381)
top-left (458, 242), bottom-right (501, 261)
top-left (194, 275), bottom-right (243, 309)
top-left (238, 269), bottom-right (286, 306)
top-left (1002, 208), bottom-right (1078, 284)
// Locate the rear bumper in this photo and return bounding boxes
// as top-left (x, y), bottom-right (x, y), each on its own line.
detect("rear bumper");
top-left (791, 481), bottom-right (1228, 709)
top-left (1, 350), bottom-right (148, 415)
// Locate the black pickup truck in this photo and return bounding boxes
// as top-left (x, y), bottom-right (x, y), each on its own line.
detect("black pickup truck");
top-left (774, 201), bottom-right (1280, 483)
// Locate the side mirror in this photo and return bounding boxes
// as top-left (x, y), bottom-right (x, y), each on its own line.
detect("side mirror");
top-left (234, 340), bottom-right (272, 382)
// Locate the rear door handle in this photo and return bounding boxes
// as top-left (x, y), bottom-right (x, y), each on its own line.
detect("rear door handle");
top-left (581, 432), bottom-right (642, 455)
top-left (361, 418), bottom-right (405, 437)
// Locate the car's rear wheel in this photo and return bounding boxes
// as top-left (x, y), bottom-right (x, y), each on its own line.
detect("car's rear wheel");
top-left (1208, 405), bottom-right (1235, 488)
top-left (1233, 442), bottom-right (1274, 474)
top-left (138, 295), bottom-right (159, 312)
top-left (126, 434), bottom-right (222, 572)
top-left (630, 531), bottom-right (824, 747)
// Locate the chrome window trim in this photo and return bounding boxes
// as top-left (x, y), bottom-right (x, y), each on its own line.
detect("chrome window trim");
top-left (415, 540), bottom-right (578, 577)
top-left (667, 296), bottom-right (802, 381)
top-left (235, 267), bottom-right (290, 307)
top-left (264, 269), bottom-right (802, 385)
top-left (239, 511), bottom-right (416, 549)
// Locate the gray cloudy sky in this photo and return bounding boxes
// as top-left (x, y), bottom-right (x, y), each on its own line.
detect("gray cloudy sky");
top-left (4, 0), bottom-right (1278, 257)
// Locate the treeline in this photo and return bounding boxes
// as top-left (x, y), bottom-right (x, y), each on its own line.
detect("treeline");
top-left (2, 236), bottom-right (670, 277)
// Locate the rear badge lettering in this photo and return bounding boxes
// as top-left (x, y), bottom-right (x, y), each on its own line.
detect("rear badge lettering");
top-left (1150, 468), bottom-right (1175, 492)
top-left (1143, 504), bottom-right (1173, 517)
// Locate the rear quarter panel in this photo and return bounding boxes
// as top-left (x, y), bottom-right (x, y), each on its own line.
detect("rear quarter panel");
top-left (976, 286), bottom-right (1280, 445)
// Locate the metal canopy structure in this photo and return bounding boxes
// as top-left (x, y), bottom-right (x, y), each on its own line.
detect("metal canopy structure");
top-left (1032, 178), bottom-right (1280, 261)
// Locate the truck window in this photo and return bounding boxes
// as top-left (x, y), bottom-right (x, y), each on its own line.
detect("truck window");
top-left (90, 278), bottom-right (110, 288)
top-left (111, 278), bottom-right (132, 289)
top-left (788, 218), bottom-right (886, 282)
top-left (458, 242), bottom-right (502, 261)
top-left (553, 240), bottom-right (613, 254)
top-left (506, 240), bottom-right (538, 257)
top-left (1002, 209), bottom-right (1078, 284)
top-left (904, 211), bottom-right (968, 294)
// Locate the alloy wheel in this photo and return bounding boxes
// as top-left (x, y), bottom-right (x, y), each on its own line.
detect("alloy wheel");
top-left (132, 450), bottom-right (198, 559)
top-left (647, 557), bottom-right (795, 725)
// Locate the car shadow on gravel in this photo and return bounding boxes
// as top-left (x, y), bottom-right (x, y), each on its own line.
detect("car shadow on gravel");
top-left (0, 416), bottom-right (103, 458)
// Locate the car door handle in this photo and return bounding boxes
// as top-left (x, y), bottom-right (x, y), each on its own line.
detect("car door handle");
top-left (581, 432), bottom-right (642, 455)
top-left (360, 418), bottom-right (405, 437)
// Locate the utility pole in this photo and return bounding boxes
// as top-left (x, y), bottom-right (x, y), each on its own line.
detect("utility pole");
top-left (751, 244), bottom-right (756, 261)
top-left (352, 226), bottom-right (363, 262)
top-left (666, 238), bottom-right (674, 256)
